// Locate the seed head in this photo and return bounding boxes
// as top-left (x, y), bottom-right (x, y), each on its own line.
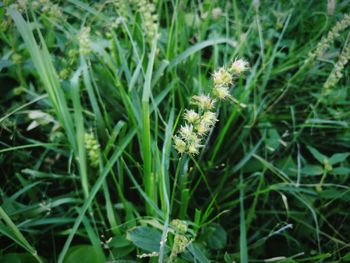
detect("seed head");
top-left (171, 219), bottom-right (188, 234)
top-left (202, 111), bottom-right (217, 127)
top-left (84, 132), bottom-right (100, 167)
top-left (184, 109), bottom-right (200, 123)
top-left (79, 27), bottom-right (91, 55)
top-left (212, 7), bottom-right (223, 20)
top-left (191, 94), bottom-right (215, 110)
top-left (230, 58), bottom-right (249, 74)
top-left (173, 136), bottom-right (186, 154)
top-left (213, 67), bottom-right (233, 87)
top-left (179, 124), bottom-right (196, 141)
top-left (195, 122), bottom-right (209, 136)
top-left (213, 86), bottom-right (231, 100)
top-left (188, 142), bottom-right (200, 155)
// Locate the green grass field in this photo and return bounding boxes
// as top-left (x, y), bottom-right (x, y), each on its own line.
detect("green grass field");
top-left (1, 0), bottom-right (350, 262)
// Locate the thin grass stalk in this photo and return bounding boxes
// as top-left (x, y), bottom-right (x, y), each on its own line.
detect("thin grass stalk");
top-left (142, 38), bottom-right (158, 216)
top-left (239, 173), bottom-right (248, 263)
top-left (142, 102), bottom-right (155, 215)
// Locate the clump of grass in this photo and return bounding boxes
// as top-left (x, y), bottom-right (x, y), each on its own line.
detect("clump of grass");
top-left (1, 1), bottom-right (350, 263)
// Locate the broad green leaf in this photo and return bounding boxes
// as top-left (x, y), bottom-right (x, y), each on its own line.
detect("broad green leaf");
top-left (318, 189), bottom-right (350, 201)
top-left (301, 165), bottom-right (323, 176)
top-left (126, 226), bottom-right (162, 252)
top-left (343, 251), bottom-right (350, 261)
top-left (329, 153), bottom-right (350, 165)
top-left (307, 146), bottom-right (328, 164)
top-left (109, 236), bottom-right (134, 258)
top-left (110, 246), bottom-right (135, 259)
top-left (63, 245), bottom-right (103, 263)
top-left (332, 167), bottom-right (350, 176)
top-left (206, 224), bottom-right (227, 250)
top-left (109, 236), bottom-right (132, 248)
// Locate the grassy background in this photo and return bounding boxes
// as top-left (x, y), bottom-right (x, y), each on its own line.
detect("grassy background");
top-left (1, 0), bottom-right (350, 262)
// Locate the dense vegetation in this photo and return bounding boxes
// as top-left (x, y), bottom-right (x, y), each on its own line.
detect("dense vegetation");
top-left (1, 0), bottom-right (350, 262)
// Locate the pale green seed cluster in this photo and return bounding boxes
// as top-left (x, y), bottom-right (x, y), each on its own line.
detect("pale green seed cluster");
top-left (129, 0), bottom-right (159, 44)
top-left (3, 0), bottom-right (64, 31)
top-left (169, 219), bottom-right (190, 262)
top-left (7, 0), bottom-right (28, 13)
top-left (110, 17), bottom-right (126, 30)
top-left (324, 40), bottom-right (350, 89)
top-left (59, 49), bottom-right (79, 80)
top-left (171, 219), bottom-right (188, 234)
top-left (305, 14), bottom-right (350, 65)
top-left (46, 3), bottom-right (64, 19)
top-left (79, 27), bottom-right (92, 55)
top-left (113, 0), bottom-right (129, 18)
top-left (172, 235), bottom-right (189, 255)
top-left (3, 0), bottom-right (28, 30)
top-left (173, 59), bottom-right (249, 155)
top-left (12, 53), bottom-right (22, 64)
top-left (84, 132), bottom-right (100, 168)
top-left (32, 0), bottom-right (64, 19)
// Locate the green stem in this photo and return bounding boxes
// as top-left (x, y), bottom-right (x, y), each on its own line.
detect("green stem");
top-left (317, 170), bottom-right (328, 192)
top-left (142, 102), bottom-right (155, 216)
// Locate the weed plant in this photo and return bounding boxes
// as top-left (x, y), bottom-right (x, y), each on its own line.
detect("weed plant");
top-left (1, 0), bottom-right (350, 262)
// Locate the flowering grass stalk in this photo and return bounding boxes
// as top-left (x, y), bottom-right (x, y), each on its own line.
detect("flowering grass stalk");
top-left (173, 59), bottom-right (249, 219)
top-left (173, 58), bottom-right (249, 156)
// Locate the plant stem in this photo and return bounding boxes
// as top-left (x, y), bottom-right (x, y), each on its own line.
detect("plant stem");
top-left (142, 102), bottom-right (155, 216)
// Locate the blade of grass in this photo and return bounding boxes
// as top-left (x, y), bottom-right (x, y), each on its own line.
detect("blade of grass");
top-left (0, 207), bottom-right (43, 263)
top-left (158, 109), bottom-right (174, 262)
top-left (240, 173), bottom-right (248, 263)
top-left (142, 37), bottom-right (157, 216)
top-left (71, 69), bottom-right (89, 199)
top-left (168, 38), bottom-right (235, 69)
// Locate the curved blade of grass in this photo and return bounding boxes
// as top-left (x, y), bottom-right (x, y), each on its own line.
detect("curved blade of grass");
top-left (8, 9), bottom-right (76, 151)
top-left (81, 56), bottom-right (105, 133)
top-left (81, 215), bottom-right (105, 263)
top-left (0, 207), bottom-right (43, 263)
top-left (240, 173), bottom-right (248, 263)
top-left (70, 68), bottom-right (89, 198)
top-left (158, 109), bottom-right (174, 262)
top-left (0, 94), bottom-right (47, 124)
top-left (142, 37), bottom-right (158, 216)
top-left (168, 38), bottom-right (235, 69)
